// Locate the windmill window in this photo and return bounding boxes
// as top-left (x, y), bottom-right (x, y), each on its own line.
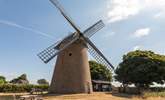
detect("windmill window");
top-left (69, 53), bottom-right (72, 56)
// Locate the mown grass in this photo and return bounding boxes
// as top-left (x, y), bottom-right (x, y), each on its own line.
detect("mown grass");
top-left (143, 91), bottom-right (165, 98)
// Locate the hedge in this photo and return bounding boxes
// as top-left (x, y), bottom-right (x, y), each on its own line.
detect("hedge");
top-left (0, 84), bottom-right (49, 93)
top-left (149, 87), bottom-right (165, 92)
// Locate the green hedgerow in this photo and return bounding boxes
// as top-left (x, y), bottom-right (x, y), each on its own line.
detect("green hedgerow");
top-left (0, 84), bottom-right (49, 93)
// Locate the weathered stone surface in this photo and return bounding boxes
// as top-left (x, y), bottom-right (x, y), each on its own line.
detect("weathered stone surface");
top-left (49, 39), bottom-right (93, 94)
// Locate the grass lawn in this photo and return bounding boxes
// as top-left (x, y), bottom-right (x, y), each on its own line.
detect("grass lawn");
top-left (1, 92), bottom-right (165, 100)
top-left (143, 91), bottom-right (165, 98)
top-left (43, 92), bottom-right (165, 100)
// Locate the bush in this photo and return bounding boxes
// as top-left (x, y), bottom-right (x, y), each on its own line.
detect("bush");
top-left (149, 87), bottom-right (165, 92)
top-left (0, 76), bottom-right (6, 85)
top-left (10, 74), bottom-right (29, 84)
top-left (0, 84), bottom-right (49, 93)
top-left (37, 79), bottom-right (49, 85)
top-left (143, 91), bottom-right (165, 98)
top-left (89, 61), bottom-right (112, 81)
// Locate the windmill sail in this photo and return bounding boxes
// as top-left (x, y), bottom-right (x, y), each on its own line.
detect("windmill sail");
top-left (38, 0), bottom-right (114, 70)
top-left (37, 42), bottom-right (60, 63)
top-left (50, 0), bottom-right (81, 33)
top-left (83, 20), bottom-right (105, 38)
top-left (38, 33), bottom-right (79, 63)
top-left (84, 38), bottom-right (114, 70)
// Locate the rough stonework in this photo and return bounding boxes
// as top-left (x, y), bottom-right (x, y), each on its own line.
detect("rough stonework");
top-left (49, 39), bottom-right (93, 94)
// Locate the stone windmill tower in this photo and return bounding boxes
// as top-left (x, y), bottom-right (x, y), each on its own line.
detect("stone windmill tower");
top-left (38, 0), bottom-right (114, 94)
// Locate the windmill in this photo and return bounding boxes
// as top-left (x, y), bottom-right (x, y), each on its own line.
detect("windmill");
top-left (38, 0), bottom-right (114, 94)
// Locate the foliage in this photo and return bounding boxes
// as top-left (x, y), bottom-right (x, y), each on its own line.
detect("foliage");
top-left (0, 76), bottom-right (6, 85)
top-left (115, 50), bottom-right (165, 88)
top-left (143, 91), bottom-right (165, 98)
top-left (143, 87), bottom-right (165, 97)
top-left (149, 87), bottom-right (165, 92)
top-left (18, 74), bottom-right (27, 80)
top-left (89, 61), bottom-right (112, 81)
top-left (0, 84), bottom-right (49, 93)
top-left (37, 79), bottom-right (49, 85)
top-left (10, 74), bottom-right (29, 84)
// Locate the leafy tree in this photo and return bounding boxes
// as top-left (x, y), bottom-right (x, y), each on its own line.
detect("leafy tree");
top-left (18, 74), bottom-right (27, 80)
top-left (10, 74), bottom-right (29, 84)
top-left (0, 76), bottom-right (6, 85)
top-left (37, 79), bottom-right (49, 85)
top-left (115, 50), bottom-right (165, 89)
top-left (89, 61), bottom-right (112, 81)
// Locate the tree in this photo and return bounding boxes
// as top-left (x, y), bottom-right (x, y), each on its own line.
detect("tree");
top-left (0, 76), bottom-right (6, 85)
top-left (18, 74), bottom-right (27, 80)
top-left (37, 79), bottom-right (49, 85)
top-left (10, 74), bottom-right (29, 84)
top-left (115, 50), bottom-right (165, 89)
top-left (89, 61), bottom-right (112, 81)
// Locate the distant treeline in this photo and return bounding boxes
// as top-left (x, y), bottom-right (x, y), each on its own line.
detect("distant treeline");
top-left (0, 84), bottom-right (48, 93)
top-left (0, 73), bottom-right (49, 92)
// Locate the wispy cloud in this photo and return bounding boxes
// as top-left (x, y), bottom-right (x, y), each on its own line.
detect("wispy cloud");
top-left (106, 0), bottom-right (142, 23)
top-left (0, 20), bottom-right (54, 39)
top-left (132, 28), bottom-right (150, 38)
top-left (153, 12), bottom-right (165, 19)
top-left (133, 45), bottom-right (142, 51)
top-left (102, 32), bottom-right (115, 39)
top-left (144, 0), bottom-right (165, 10)
top-left (0, 72), bottom-right (19, 81)
top-left (106, 0), bottom-right (165, 23)
top-left (0, 72), bottom-right (37, 84)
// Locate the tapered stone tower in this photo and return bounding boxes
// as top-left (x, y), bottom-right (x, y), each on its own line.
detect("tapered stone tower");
top-left (49, 39), bottom-right (93, 94)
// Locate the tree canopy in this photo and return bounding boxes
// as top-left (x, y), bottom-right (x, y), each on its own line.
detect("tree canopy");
top-left (115, 50), bottom-right (165, 88)
top-left (89, 61), bottom-right (112, 81)
top-left (0, 76), bottom-right (6, 85)
top-left (10, 74), bottom-right (29, 84)
top-left (37, 79), bottom-right (49, 85)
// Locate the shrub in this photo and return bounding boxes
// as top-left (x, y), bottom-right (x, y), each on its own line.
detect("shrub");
top-left (0, 76), bottom-right (6, 85)
top-left (0, 84), bottom-right (49, 93)
top-left (143, 91), bottom-right (165, 98)
top-left (37, 79), bottom-right (49, 85)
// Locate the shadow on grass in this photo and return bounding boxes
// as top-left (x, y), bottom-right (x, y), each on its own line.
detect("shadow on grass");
top-left (42, 93), bottom-right (64, 97)
top-left (42, 92), bottom-right (78, 97)
top-left (106, 92), bottom-right (135, 99)
top-left (0, 95), bottom-right (20, 100)
top-left (42, 93), bottom-right (90, 99)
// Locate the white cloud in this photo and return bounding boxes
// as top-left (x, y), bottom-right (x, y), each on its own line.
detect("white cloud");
top-left (106, 0), bottom-right (165, 23)
top-left (102, 32), bottom-right (115, 38)
top-left (107, 0), bottom-right (141, 23)
top-left (133, 45), bottom-right (142, 51)
top-left (144, 0), bottom-right (165, 10)
top-left (154, 12), bottom-right (165, 18)
top-left (0, 20), bottom-right (54, 39)
top-left (133, 28), bottom-right (150, 38)
top-left (0, 72), bottom-right (37, 84)
top-left (0, 72), bottom-right (19, 81)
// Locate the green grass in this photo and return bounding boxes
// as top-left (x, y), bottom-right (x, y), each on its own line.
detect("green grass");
top-left (143, 91), bottom-right (165, 98)
top-left (0, 96), bottom-right (16, 100)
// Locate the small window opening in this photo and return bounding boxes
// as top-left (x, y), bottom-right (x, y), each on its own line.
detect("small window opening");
top-left (69, 53), bottom-right (72, 56)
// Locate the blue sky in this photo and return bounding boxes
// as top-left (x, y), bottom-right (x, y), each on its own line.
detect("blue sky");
top-left (0, 0), bottom-right (165, 84)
